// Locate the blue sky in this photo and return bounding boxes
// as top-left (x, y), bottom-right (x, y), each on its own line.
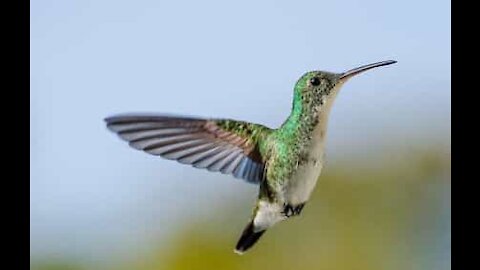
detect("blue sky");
top-left (30, 0), bottom-right (450, 262)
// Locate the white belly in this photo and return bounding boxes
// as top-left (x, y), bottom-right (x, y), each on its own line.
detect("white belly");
top-left (285, 161), bottom-right (323, 205)
top-left (283, 88), bottom-right (342, 205)
top-left (284, 125), bottom-right (327, 205)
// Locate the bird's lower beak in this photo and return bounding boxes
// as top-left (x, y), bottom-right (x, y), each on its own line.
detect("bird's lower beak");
top-left (339, 60), bottom-right (397, 81)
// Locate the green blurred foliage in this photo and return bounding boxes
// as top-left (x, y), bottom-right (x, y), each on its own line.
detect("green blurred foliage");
top-left (32, 148), bottom-right (450, 270)
top-left (31, 262), bottom-right (85, 270)
top-left (121, 149), bottom-right (450, 270)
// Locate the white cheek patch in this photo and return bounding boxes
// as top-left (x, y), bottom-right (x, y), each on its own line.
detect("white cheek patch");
top-left (253, 201), bottom-right (285, 231)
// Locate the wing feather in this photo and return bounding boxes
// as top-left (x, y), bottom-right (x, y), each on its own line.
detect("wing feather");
top-left (105, 114), bottom-right (272, 184)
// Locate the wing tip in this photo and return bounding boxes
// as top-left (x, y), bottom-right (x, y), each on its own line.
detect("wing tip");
top-left (104, 116), bottom-right (114, 124)
top-left (104, 114), bottom-right (131, 125)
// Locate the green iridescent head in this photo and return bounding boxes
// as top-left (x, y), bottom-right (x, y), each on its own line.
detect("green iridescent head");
top-left (294, 60), bottom-right (397, 101)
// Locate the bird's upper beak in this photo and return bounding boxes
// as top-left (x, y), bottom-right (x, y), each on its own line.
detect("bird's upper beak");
top-left (339, 60), bottom-right (397, 81)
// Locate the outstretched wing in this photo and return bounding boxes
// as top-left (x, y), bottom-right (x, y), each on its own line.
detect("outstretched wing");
top-left (105, 114), bottom-right (272, 184)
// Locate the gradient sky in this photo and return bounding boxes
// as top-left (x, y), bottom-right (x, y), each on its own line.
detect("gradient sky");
top-left (30, 0), bottom-right (450, 262)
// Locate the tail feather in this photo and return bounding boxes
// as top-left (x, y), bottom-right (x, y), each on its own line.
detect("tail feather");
top-left (234, 221), bottom-right (266, 255)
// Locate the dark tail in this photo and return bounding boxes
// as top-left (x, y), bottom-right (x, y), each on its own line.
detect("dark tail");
top-left (234, 221), bottom-right (266, 255)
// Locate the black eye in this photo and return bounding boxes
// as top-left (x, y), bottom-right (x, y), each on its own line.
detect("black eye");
top-left (310, 77), bottom-right (321, 86)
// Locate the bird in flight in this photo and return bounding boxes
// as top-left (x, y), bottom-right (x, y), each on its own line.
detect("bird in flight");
top-left (105, 60), bottom-right (396, 254)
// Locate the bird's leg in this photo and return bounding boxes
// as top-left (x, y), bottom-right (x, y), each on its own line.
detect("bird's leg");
top-left (281, 203), bottom-right (306, 218)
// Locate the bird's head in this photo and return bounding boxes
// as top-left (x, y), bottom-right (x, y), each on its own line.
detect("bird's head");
top-left (293, 60), bottom-right (397, 108)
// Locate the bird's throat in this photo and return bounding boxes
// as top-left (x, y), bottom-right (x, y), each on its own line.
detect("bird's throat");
top-left (280, 83), bottom-right (343, 144)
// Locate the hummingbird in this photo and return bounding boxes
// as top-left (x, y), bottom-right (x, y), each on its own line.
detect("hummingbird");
top-left (105, 60), bottom-right (396, 254)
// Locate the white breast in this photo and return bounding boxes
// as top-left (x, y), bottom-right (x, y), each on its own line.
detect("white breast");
top-left (284, 125), bottom-right (326, 205)
top-left (284, 88), bottom-right (341, 205)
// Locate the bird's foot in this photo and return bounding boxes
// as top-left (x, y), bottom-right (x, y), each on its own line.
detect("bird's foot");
top-left (281, 203), bottom-right (305, 218)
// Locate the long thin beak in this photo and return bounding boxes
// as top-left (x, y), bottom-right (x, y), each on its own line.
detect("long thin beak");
top-left (339, 60), bottom-right (397, 80)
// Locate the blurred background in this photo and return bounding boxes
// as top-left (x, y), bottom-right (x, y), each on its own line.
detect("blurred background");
top-left (30, 0), bottom-right (450, 269)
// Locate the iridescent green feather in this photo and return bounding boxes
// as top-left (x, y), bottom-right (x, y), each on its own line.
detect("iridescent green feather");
top-left (214, 119), bottom-right (273, 160)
